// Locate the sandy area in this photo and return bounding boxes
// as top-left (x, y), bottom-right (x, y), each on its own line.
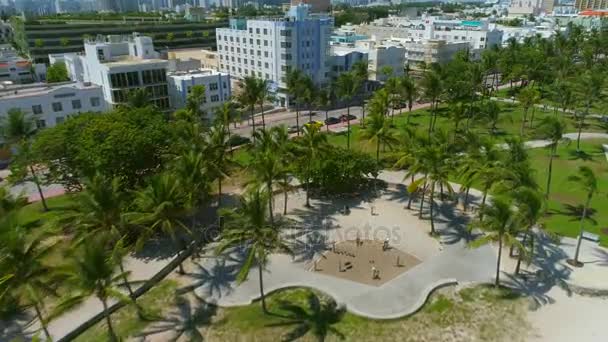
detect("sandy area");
top-left (313, 239), bottom-right (421, 286)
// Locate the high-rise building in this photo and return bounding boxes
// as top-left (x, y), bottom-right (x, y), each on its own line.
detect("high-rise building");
top-left (216, 4), bottom-right (332, 106)
top-left (290, 0), bottom-right (330, 13)
top-left (574, 0), bottom-right (608, 10)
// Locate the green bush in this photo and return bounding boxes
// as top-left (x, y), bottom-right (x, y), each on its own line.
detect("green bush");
top-left (309, 147), bottom-right (379, 194)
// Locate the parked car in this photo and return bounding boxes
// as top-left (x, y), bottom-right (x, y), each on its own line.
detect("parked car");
top-left (228, 135), bottom-right (251, 147)
top-left (324, 116), bottom-right (341, 125)
top-left (288, 125), bottom-right (300, 134)
top-left (339, 114), bottom-right (357, 122)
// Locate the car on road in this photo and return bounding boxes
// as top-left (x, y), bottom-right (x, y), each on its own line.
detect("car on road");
top-left (228, 135), bottom-right (251, 147)
top-left (288, 125), bottom-right (300, 134)
top-left (339, 114), bottom-right (357, 122)
top-left (324, 116), bottom-right (340, 125)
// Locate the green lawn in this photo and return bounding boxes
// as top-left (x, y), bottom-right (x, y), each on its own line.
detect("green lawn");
top-left (493, 86), bottom-right (607, 115)
top-left (208, 286), bottom-right (530, 341)
top-left (528, 139), bottom-right (608, 246)
top-left (74, 280), bottom-right (179, 342)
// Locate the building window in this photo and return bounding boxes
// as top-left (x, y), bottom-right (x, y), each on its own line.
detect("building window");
top-left (264, 62), bottom-right (269, 68)
top-left (90, 97), bottom-right (100, 107)
top-left (209, 82), bottom-right (218, 90)
top-left (35, 119), bottom-right (46, 129)
top-left (264, 51), bottom-right (269, 57)
top-left (264, 40), bottom-right (268, 46)
top-left (71, 99), bottom-right (81, 110)
top-left (55, 117), bottom-right (64, 125)
top-left (263, 28), bottom-right (268, 35)
top-left (256, 28), bottom-right (260, 34)
top-left (250, 38), bottom-right (253, 44)
top-left (281, 54), bottom-right (292, 60)
top-left (142, 69), bottom-right (166, 85)
top-left (249, 28), bottom-right (252, 34)
top-left (281, 42), bottom-right (291, 48)
top-left (210, 95), bottom-right (219, 102)
top-left (223, 82), bottom-right (227, 89)
top-left (256, 39), bottom-right (260, 45)
top-left (32, 104), bottom-right (42, 114)
top-left (52, 102), bottom-right (62, 112)
top-left (280, 30), bottom-right (292, 37)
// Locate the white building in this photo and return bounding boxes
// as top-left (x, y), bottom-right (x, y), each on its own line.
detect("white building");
top-left (167, 69), bottom-right (231, 119)
top-left (0, 81), bottom-right (106, 129)
top-left (216, 4), bottom-right (332, 106)
top-left (52, 34), bottom-right (170, 110)
top-left (0, 44), bottom-right (40, 84)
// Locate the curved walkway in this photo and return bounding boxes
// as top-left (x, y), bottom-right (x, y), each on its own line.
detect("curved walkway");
top-left (193, 186), bottom-right (496, 319)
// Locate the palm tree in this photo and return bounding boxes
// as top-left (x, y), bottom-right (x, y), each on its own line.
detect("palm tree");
top-left (336, 72), bottom-right (361, 150)
top-left (536, 117), bottom-right (567, 199)
top-left (205, 120), bottom-right (234, 208)
top-left (300, 75), bottom-right (317, 122)
top-left (238, 76), bottom-right (261, 138)
top-left (272, 291), bottom-right (345, 341)
top-left (316, 86), bottom-right (334, 132)
top-left (271, 126), bottom-right (295, 215)
top-left (394, 126), bottom-right (421, 210)
top-left (484, 101), bottom-right (503, 135)
top-left (0, 213), bottom-right (56, 341)
top-left (249, 129), bottom-right (286, 225)
top-left (512, 187), bottom-right (544, 275)
top-left (185, 85), bottom-right (207, 122)
top-left (574, 69), bottom-right (604, 151)
top-left (420, 70), bottom-right (443, 135)
top-left (131, 173), bottom-right (190, 273)
top-left (1, 110), bottom-right (48, 211)
top-left (517, 85), bottom-right (540, 136)
top-left (286, 69), bottom-right (305, 136)
top-left (400, 75), bottom-right (418, 125)
top-left (257, 78), bottom-right (271, 129)
top-left (296, 125), bottom-right (328, 207)
top-left (384, 76), bottom-right (400, 120)
top-left (216, 189), bottom-right (291, 314)
top-left (360, 89), bottom-right (398, 162)
top-left (57, 235), bottom-right (129, 342)
top-left (568, 166), bottom-right (599, 266)
top-left (215, 101), bottom-right (240, 134)
top-left (471, 197), bottom-right (524, 287)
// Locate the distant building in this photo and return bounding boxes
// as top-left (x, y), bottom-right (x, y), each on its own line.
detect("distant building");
top-left (290, 0), bottom-right (330, 13)
top-left (0, 44), bottom-right (38, 84)
top-left (0, 81), bottom-right (106, 129)
top-left (329, 45), bottom-right (368, 80)
top-left (216, 4), bottom-right (332, 106)
top-left (53, 34), bottom-right (171, 110)
top-left (167, 48), bottom-right (220, 70)
top-left (167, 69), bottom-right (231, 118)
top-left (0, 21), bottom-right (12, 43)
top-left (574, 0), bottom-right (608, 10)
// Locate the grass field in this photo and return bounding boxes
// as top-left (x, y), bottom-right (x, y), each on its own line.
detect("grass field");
top-left (207, 285), bottom-right (530, 342)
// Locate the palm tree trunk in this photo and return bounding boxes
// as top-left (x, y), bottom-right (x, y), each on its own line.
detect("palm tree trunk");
top-left (520, 108), bottom-right (528, 136)
top-left (308, 106), bottom-right (313, 122)
top-left (346, 105), bottom-right (351, 150)
top-left (260, 103), bottom-right (266, 129)
top-left (305, 169), bottom-right (311, 208)
top-left (545, 145), bottom-right (555, 199)
top-left (573, 197), bottom-right (591, 264)
top-left (268, 181), bottom-right (274, 226)
top-left (29, 165), bottom-right (48, 211)
top-left (463, 187), bottom-right (470, 212)
top-left (418, 178), bottom-right (427, 219)
top-left (295, 106), bottom-right (300, 136)
top-left (515, 226), bottom-right (530, 275)
top-left (100, 296), bottom-right (118, 342)
top-left (480, 190), bottom-right (488, 222)
top-left (251, 107), bottom-right (256, 140)
top-left (325, 109), bottom-right (329, 132)
top-left (406, 175), bottom-right (415, 209)
top-left (429, 182), bottom-right (436, 235)
top-left (258, 261), bottom-right (268, 314)
top-left (218, 178), bottom-right (222, 208)
top-left (283, 191), bottom-right (288, 215)
top-left (361, 100), bottom-right (366, 128)
top-left (376, 140), bottom-right (380, 163)
top-left (119, 260), bottom-right (134, 298)
top-left (428, 102), bottom-right (434, 137)
top-left (406, 103), bottom-right (412, 124)
top-left (530, 106), bottom-right (536, 128)
top-left (34, 303), bottom-right (51, 341)
top-left (495, 233), bottom-right (503, 287)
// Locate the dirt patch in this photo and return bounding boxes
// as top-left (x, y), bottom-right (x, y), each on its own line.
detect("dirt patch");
top-left (312, 239), bottom-right (421, 286)
top-left (601, 228), bottom-right (608, 236)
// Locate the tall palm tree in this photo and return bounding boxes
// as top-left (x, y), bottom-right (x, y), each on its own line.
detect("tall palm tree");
top-left (316, 86), bottom-right (334, 132)
top-left (512, 187), bottom-right (544, 275)
top-left (257, 78), bottom-right (271, 129)
top-left (400, 75), bottom-right (418, 125)
top-left (56, 235), bottom-right (129, 342)
top-left (296, 125), bottom-right (328, 207)
top-left (0, 213), bottom-right (56, 341)
top-left (272, 291), bottom-right (345, 341)
top-left (286, 69), bottom-right (305, 136)
top-left (271, 125), bottom-right (295, 215)
top-left (394, 126), bottom-right (421, 210)
top-left (205, 121), bottom-right (234, 208)
top-left (336, 72), bottom-right (361, 150)
top-left (248, 129), bottom-right (286, 225)
top-left (484, 101), bottom-right (503, 135)
top-left (517, 85), bottom-right (540, 136)
top-left (214, 101), bottom-right (239, 137)
top-left (300, 75), bottom-right (317, 122)
top-left (384, 76), bottom-right (400, 120)
top-left (574, 69), bottom-right (604, 151)
top-left (216, 189), bottom-right (291, 314)
top-left (536, 117), bottom-right (567, 199)
top-left (238, 76), bottom-right (262, 138)
top-left (185, 85), bottom-right (207, 122)
top-left (568, 166), bottom-right (599, 266)
top-left (360, 89), bottom-right (398, 162)
top-left (0, 109), bottom-right (48, 211)
top-left (420, 70), bottom-right (443, 135)
top-left (471, 197), bottom-right (524, 287)
top-left (131, 173), bottom-right (190, 273)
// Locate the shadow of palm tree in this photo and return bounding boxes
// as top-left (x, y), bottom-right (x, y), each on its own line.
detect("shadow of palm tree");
top-left (267, 291), bottom-right (345, 342)
top-left (567, 149), bottom-right (595, 162)
top-left (550, 204), bottom-right (598, 225)
top-left (502, 232), bottom-right (573, 310)
top-left (290, 230), bottom-right (331, 264)
top-left (0, 310), bottom-right (37, 342)
top-left (136, 294), bottom-right (217, 341)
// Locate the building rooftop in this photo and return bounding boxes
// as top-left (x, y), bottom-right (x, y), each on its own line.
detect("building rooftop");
top-left (167, 69), bottom-right (228, 80)
top-left (0, 82), bottom-right (99, 99)
top-left (102, 56), bottom-right (167, 67)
